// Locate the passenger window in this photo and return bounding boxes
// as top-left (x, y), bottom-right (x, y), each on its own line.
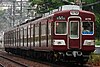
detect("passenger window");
top-left (82, 22), bottom-right (93, 35)
top-left (55, 22), bottom-right (67, 34)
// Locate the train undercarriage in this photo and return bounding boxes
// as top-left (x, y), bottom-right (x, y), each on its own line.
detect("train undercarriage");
top-left (5, 48), bottom-right (91, 64)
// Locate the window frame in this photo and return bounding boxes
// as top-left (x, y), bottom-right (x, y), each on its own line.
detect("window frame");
top-left (81, 21), bottom-right (94, 35)
top-left (55, 21), bottom-right (67, 35)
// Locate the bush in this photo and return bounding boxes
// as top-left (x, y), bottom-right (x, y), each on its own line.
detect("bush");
top-left (88, 53), bottom-right (100, 66)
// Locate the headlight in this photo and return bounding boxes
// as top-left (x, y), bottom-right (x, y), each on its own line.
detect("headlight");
top-left (70, 10), bottom-right (79, 15)
top-left (53, 40), bottom-right (66, 45)
top-left (83, 40), bottom-right (95, 45)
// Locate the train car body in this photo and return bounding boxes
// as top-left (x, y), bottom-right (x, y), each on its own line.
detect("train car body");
top-left (4, 5), bottom-right (95, 64)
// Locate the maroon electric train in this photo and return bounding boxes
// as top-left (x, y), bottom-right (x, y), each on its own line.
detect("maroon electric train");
top-left (4, 5), bottom-right (95, 64)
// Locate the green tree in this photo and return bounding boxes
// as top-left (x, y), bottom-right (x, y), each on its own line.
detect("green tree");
top-left (0, 10), bottom-right (4, 16)
top-left (92, 2), bottom-right (100, 40)
top-left (29, 0), bottom-right (65, 13)
top-left (82, 0), bottom-right (96, 4)
top-left (96, 14), bottom-right (100, 40)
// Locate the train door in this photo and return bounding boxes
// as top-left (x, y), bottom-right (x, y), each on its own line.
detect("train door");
top-left (68, 18), bottom-right (81, 49)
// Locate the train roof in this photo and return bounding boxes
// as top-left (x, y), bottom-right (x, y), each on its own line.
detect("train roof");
top-left (54, 9), bottom-right (95, 17)
top-left (60, 5), bottom-right (82, 10)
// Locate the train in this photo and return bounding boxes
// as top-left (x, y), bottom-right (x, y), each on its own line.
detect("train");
top-left (4, 5), bottom-right (95, 64)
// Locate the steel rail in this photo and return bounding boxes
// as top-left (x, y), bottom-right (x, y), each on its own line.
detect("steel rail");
top-left (0, 63), bottom-right (4, 67)
top-left (0, 55), bottom-right (28, 67)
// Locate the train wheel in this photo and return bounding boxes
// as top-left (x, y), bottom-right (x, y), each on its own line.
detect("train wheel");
top-left (52, 52), bottom-right (59, 63)
top-left (46, 52), bottom-right (55, 62)
top-left (48, 53), bottom-right (54, 62)
top-left (79, 58), bottom-right (89, 66)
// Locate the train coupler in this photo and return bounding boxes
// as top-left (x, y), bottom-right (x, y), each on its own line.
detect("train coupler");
top-left (66, 51), bottom-right (82, 57)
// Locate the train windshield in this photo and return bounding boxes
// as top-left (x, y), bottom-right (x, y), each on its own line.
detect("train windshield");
top-left (82, 22), bottom-right (94, 35)
top-left (55, 22), bottom-right (67, 34)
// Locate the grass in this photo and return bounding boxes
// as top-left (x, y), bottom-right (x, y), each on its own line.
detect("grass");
top-left (88, 53), bottom-right (100, 66)
top-left (87, 40), bottom-right (100, 66)
top-left (95, 40), bottom-right (100, 46)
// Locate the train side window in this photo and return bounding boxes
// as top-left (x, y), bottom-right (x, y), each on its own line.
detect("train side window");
top-left (49, 23), bottom-right (51, 35)
top-left (29, 24), bottom-right (32, 47)
top-left (13, 31), bottom-right (15, 46)
top-left (16, 29), bottom-right (18, 47)
top-left (27, 26), bottom-right (28, 47)
top-left (41, 24), bottom-right (46, 46)
top-left (82, 22), bottom-right (94, 35)
top-left (41, 24), bottom-right (46, 36)
top-left (18, 29), bottom-right (20, 47)
top-left (15, 30), bottom-right (16, 47)
top-left (20, 28), bottom-right (23, 47)
top-left (17, 29), bottom-right (19, 47)
top-left (22, 28), bottom-right (24, 47)
top-left (30, 25), bottom-right (33, 47)
top-left (30, 25), bottom-right (33, 46)
top-left (28, 25), bottom-right (31, 47)
top-left (19, 28), bottom-right (21, 46)
top-left (55, 22), bottom-right (67, 35)
top-left (33, 24), bottom-right (35, 47)
top-left (9, 32), bottom-right (11, 47)
top-left (24, 28), bottom-right (27, 47)
top-left (35, 23), bottom-right (39, 46)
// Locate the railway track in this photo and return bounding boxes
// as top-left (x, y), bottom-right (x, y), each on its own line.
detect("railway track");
top-left (22, 55), bottom-right (92, 67)
top-left (0, 51), bottom-right (51, 67)
top-left (0, 51), bottom-right (92, 67)
top-left (0, 63), bottom-right (4, 67)
top-left (0, 55), bottom-right (29, 67)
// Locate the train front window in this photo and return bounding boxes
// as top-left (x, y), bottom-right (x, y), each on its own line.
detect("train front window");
top-left (55, 22), bottom-right (67, 34)
top-left (82, 22), bottom-right (94, 35)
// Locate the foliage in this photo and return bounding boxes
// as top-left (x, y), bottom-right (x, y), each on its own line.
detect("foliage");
top-left (95, 13), bottom-right (100, 40)
top-left (0, 10), bottom-right (4, 16)
top-left (95, 40), bottom-right (100, 45)
top-left (82, 0), bottom-right (96, 4)
top-left (68, 0), bottom-right (96, 4)
top-left (29, 0), bottom-right (98, 13)
top-left (88, 53), bottom-right (100, 66)
top-left (93, 3), bottom-right (100, 40)
top-left (29, 0), bottom-right (65, 13)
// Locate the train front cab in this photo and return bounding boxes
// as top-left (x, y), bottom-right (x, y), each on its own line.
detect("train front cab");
top-left (53, 10), bottom-right (95, 63)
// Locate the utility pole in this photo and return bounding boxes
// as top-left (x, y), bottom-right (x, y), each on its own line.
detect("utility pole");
top-left (0, 0), bottom-right (29, 27)
top-left (20, 0), bottom-right (22, 24)
top-left (12, 0), bottom-right (15, 27)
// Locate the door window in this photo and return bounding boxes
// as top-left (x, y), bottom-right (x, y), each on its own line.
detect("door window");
top-left (70, 22), bottom-right (79, 39)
